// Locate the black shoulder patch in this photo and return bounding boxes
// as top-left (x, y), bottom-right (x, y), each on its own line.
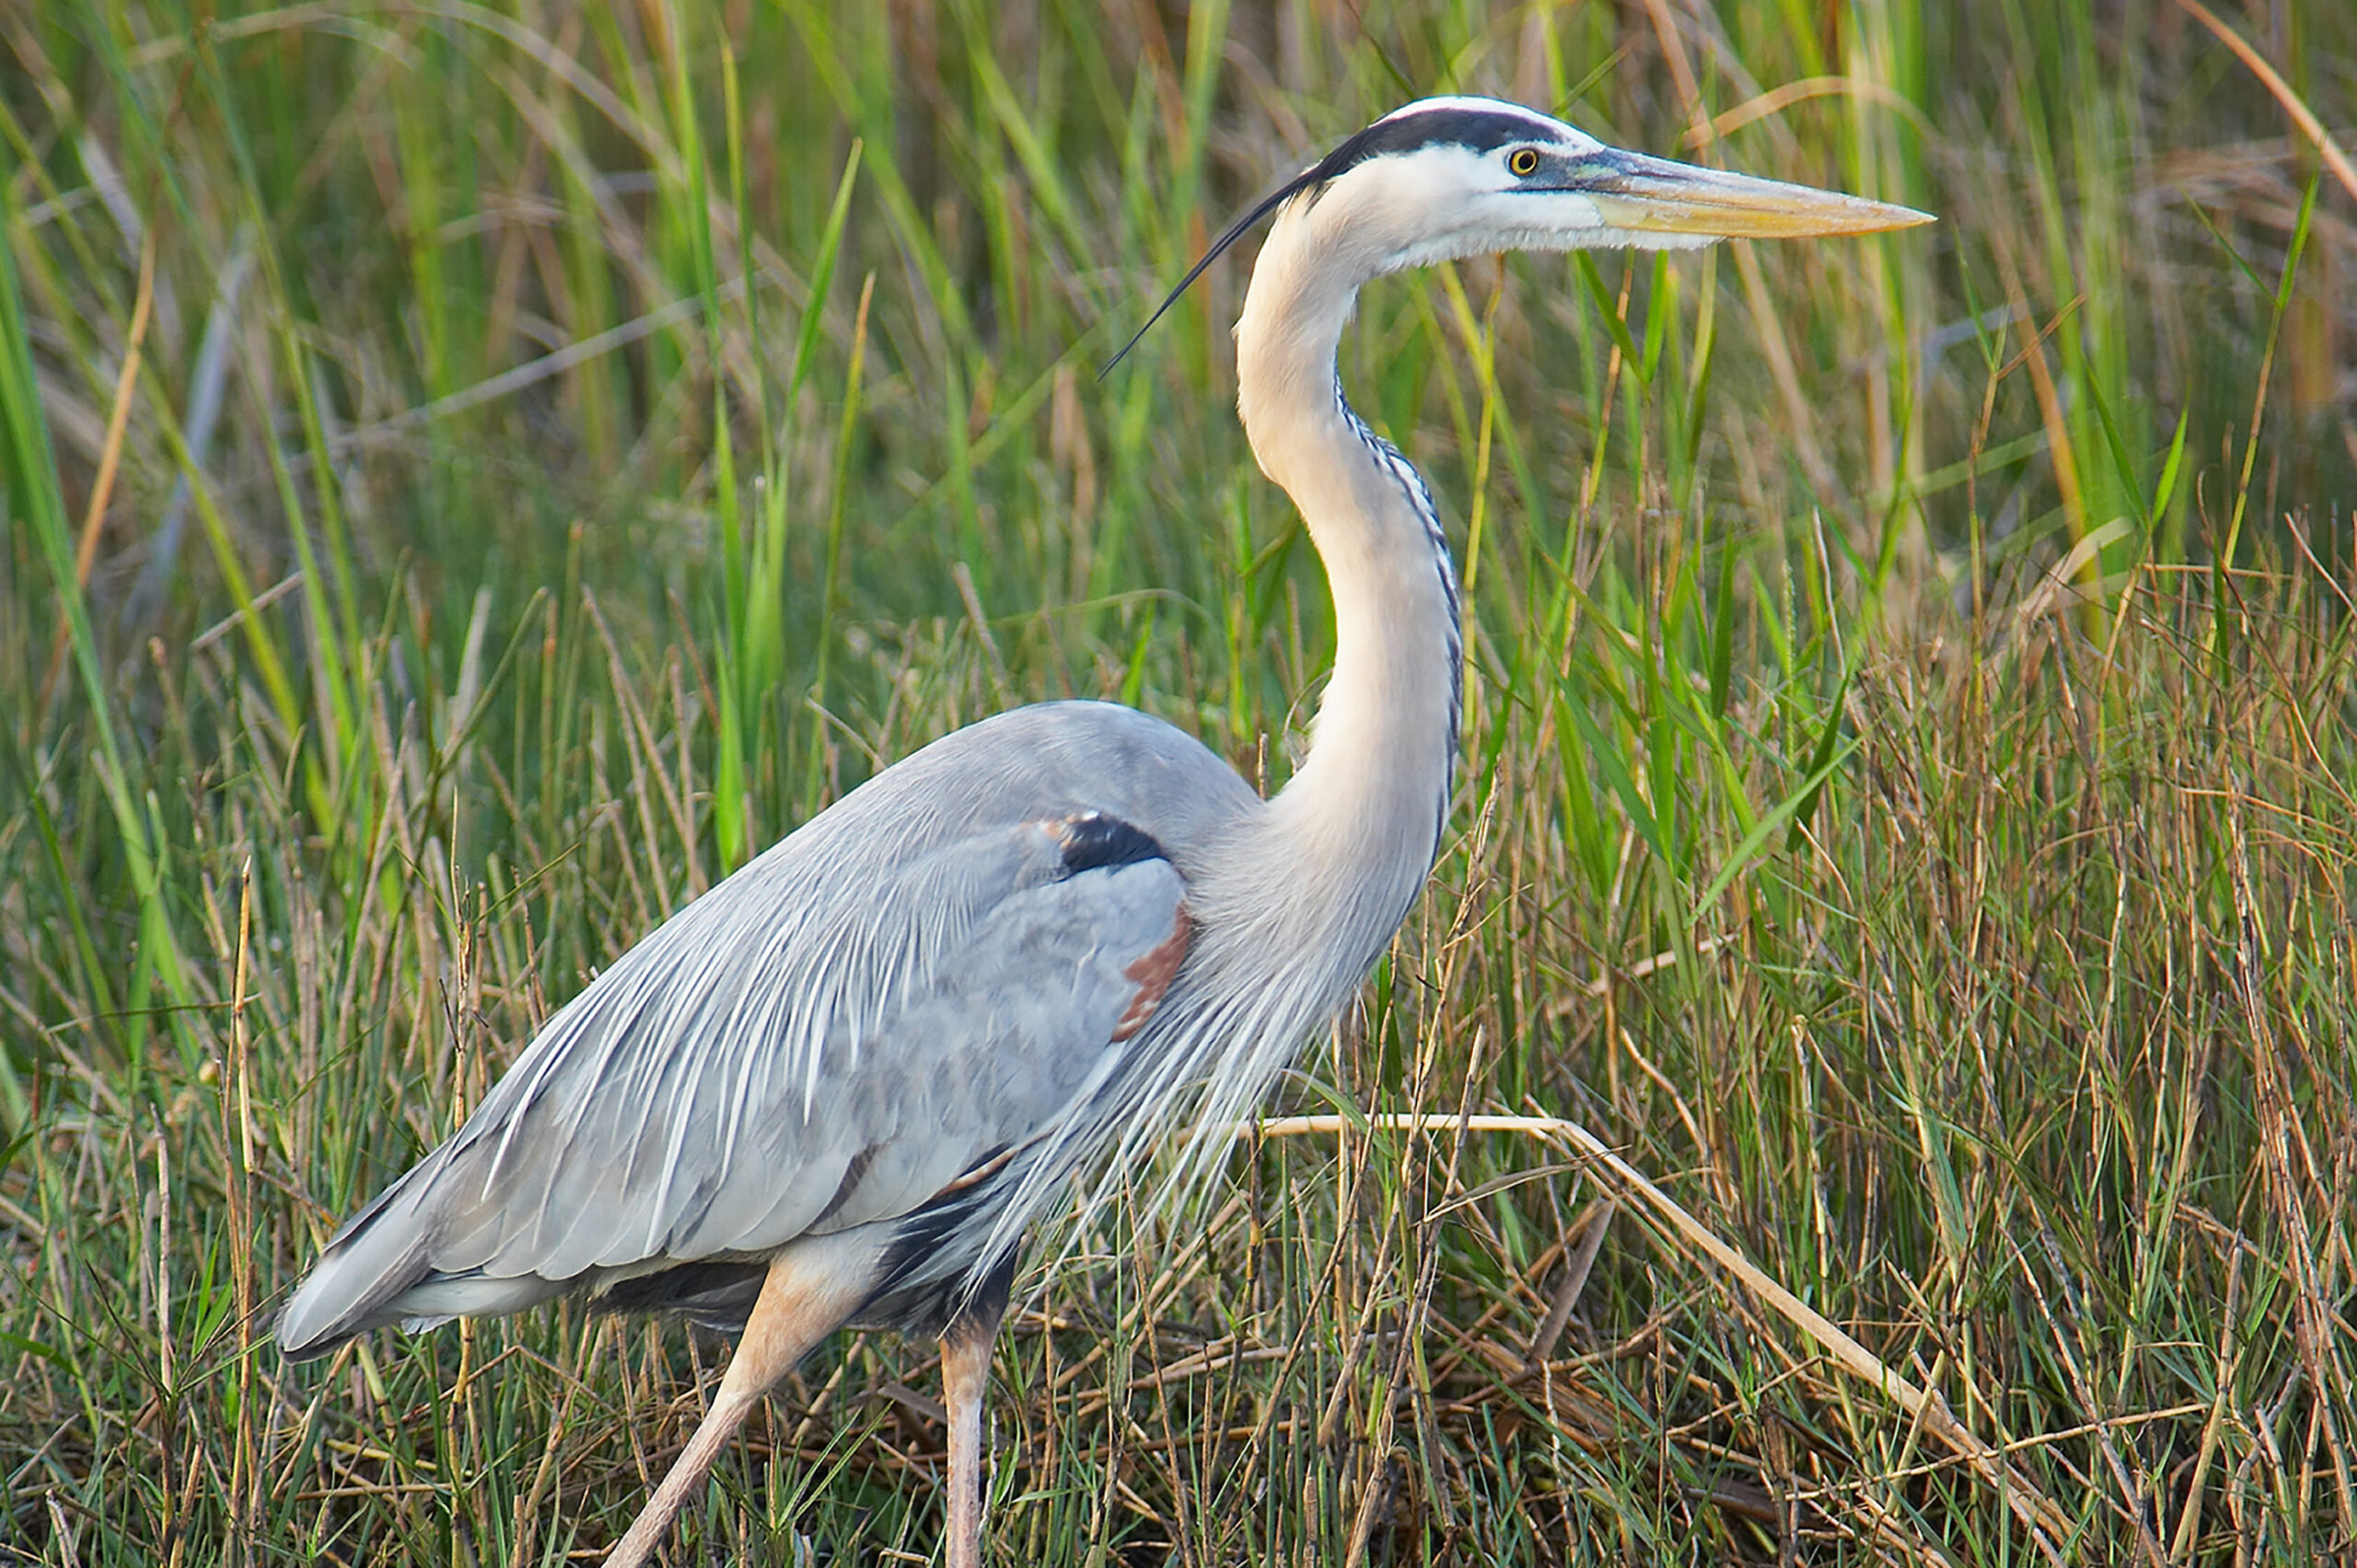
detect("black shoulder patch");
top-left (1054, 811), bottom-right (1170, 875)
top-left (1309, 104), bottom-right (1555, 185)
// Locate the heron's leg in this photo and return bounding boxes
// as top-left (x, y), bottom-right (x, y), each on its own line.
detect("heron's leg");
top-left (939, 1308), bottom-right (1004, 1568)
top-left (939, 1256), bottom-right (1015, 1568)
top-left (600, 1245), bottom-right (877, 1568)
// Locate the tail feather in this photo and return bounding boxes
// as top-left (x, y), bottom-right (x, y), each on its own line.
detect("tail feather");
top-left (279, 1156), bottom-right (520, 1358)
top-left (384, 1272), bottom-right (569, 1329)
top-left (279, 1155), bottom-right (631, 1356)
top-left (278, 1178), bottom-right (431, 1357)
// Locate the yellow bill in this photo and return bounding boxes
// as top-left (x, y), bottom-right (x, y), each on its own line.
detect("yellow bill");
top-left (1583, 152), bottom-right (1934, 239)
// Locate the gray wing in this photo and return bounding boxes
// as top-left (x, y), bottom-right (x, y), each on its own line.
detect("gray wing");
top-left (279, 702), bottom-right (1254, 1355)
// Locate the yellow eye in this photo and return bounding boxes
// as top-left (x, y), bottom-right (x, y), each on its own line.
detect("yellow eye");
top-left (1507, 146), bottom-right (1542, 177)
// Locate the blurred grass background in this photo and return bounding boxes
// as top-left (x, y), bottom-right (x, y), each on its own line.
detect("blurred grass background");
top-left (5, 0), bottom-right (2355, 1562)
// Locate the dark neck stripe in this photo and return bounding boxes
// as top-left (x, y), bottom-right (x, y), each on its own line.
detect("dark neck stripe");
top-left (1333, 379), bottom-right (1464, 854)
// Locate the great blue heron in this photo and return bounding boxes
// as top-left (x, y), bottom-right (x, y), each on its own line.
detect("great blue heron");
top-left (279, 96), bottom-right (1929, 1566)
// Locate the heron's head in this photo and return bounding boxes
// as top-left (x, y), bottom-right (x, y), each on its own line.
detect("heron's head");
top-left (1109, 97), bottom-right (1931, 374)
top-left (1287, 97), bottom-right (1932, 277)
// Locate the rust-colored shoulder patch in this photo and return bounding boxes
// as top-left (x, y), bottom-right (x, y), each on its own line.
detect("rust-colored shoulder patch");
top-left (1112, 903), bottom-right (1192, 1042)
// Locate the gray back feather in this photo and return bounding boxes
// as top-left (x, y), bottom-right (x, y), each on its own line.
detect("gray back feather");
top-left (279, 702), bottom-right (1262, 1352)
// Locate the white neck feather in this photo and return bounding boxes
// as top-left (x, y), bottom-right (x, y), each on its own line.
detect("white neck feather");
top-left (1049, 174), bottom-right (1475, 1247)
top-left (1229, 192), bottom-right (1462, 970)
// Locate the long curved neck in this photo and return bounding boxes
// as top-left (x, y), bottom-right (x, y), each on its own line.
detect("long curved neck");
top-left (1232, 204), bottom-right (1462, 954)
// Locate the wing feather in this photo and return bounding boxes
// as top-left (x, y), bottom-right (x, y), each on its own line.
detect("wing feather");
top-left (278, 704), bottom-right (1234, 1359)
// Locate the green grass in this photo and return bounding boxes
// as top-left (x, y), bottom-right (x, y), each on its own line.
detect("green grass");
top-left (6, 1), bottom-right (2356, 1562)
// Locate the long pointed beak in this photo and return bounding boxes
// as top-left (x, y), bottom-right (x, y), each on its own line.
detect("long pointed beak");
top-left (1579, 151), bottom-right (1933, 239)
